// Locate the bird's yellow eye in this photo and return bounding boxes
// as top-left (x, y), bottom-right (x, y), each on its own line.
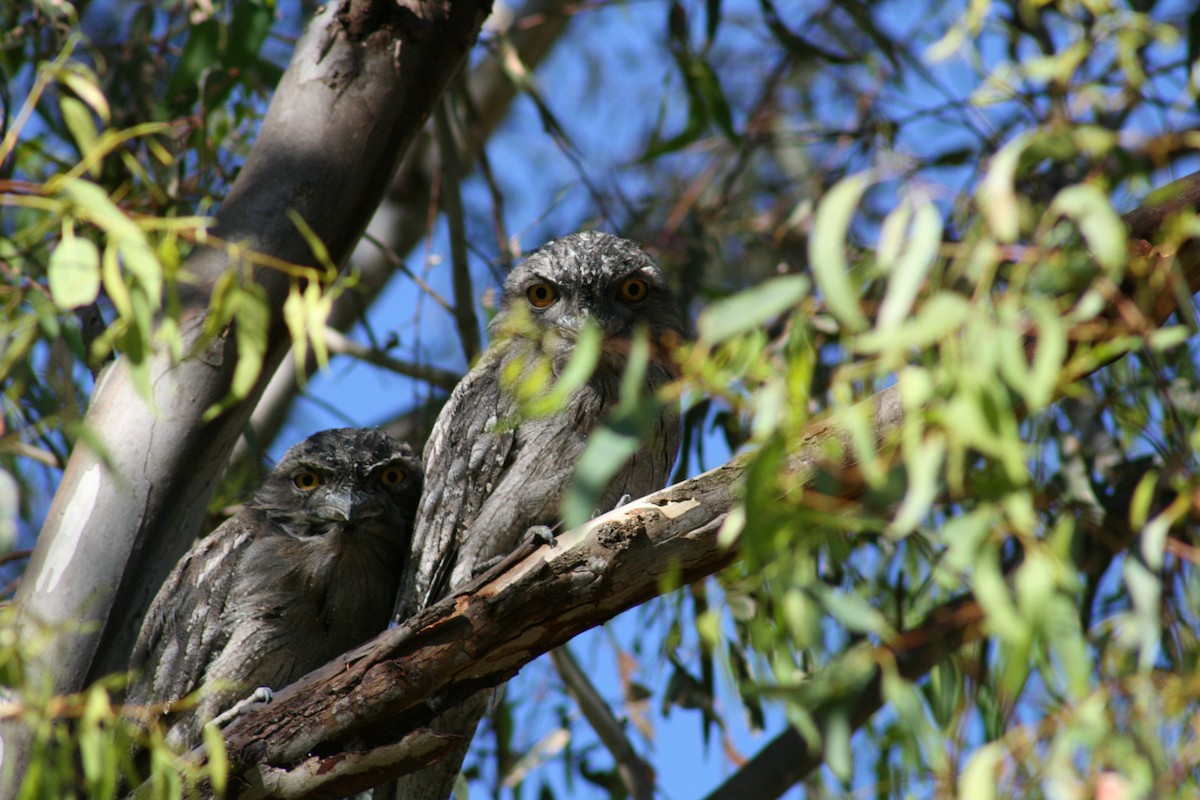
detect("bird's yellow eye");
top-left (526, 282), bottom-right (557, 309)
top-left (293, 471), bottom-right (321, 491)
top-left (379, 466), bottom-right (407, 486)
top-left (619, 276), bottom-right (649, 304)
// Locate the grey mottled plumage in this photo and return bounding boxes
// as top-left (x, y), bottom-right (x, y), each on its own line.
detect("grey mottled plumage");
top-left (127, 428), bottom-right (422, 751)
top-left (388, 231), bottom-right (685, 799)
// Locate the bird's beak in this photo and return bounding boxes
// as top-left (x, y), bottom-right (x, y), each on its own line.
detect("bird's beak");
top-left (318, 489), bottom-right (381, 524)
top-left (557, 311), bottom-right (619, 338)
top-left (554, 309), bottom-right (590, 337)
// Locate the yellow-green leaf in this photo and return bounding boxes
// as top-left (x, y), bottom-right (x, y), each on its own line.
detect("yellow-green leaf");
top-left (978, 134), bottom-right (1027, 242)
top-left (877, 199), bottom-right (942, 331)
top-left (48, 235), bottom-right (101, 309)
top-left (61, 67), bottom-right (111, 123)
top-left (59, 96), bottom-right (99, 170)
top-left (958, 742), bottom-right (1000, 800)
top-left (810, 172), bottom-right (871, 332)
top-left (696, 275), bottom-right (808, 344)
top-left (1046, 184), bottom-right (1126, 275)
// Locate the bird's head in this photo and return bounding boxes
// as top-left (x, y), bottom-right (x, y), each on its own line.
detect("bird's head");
top-left (251, 428), bottom-right (423, 541)
top-left (492, 231), bottom-right (686, 366)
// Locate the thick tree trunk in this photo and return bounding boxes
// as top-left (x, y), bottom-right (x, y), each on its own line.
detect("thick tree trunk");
top-left (5, 0), bottom-right (491, 788)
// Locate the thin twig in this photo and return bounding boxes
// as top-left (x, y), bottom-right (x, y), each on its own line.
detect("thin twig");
top-left (323, 328), bottom-right (461, 391)
top-left (550, 645), bottom-right (655, 800)
top-left (360, 231), bottom-right (455, 315)
top-left (435, 99), bottom-right (482, 364)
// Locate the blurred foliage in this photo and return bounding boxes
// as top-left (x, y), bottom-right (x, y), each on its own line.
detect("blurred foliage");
top-left (0, 607), bottom-right (224, 798)
top-left (2, 0), bottom-right (1200, 797)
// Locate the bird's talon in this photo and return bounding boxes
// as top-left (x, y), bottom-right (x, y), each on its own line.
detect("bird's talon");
top-left (526, 524), bottom-right (555, 547)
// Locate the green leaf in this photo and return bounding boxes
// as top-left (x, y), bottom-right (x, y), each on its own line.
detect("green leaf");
top-left (688, 56), bottom-right (735, 139)
top-left (696, 275), bottom-right (808, 343)
top-left (817, 587), bottom-right (890, 636)
top-left (704, 0), bottom-right (722, 43)
top-left (1122, 556), bottom-right (1161, 670)
top-left (1027, 302), bottom-right (1066, 406)
top-left (231, 284), bottom-right (270, 401)
top-left (561, 332), bottom-right (656, 529)
top-left (101, 244), bottom-right (131, 319)
top-left (561, 425), bottom-right (643, 530)
top-left (640, 75), bottom-right (707, 160)
top-left (973, 543), bottom-right (1026, 644)
top-left (877, 199), bottom-right (941, 330)
top-left (810, 172), bottom-right (871, 332)
top-left (823, 706), bottom-right (852, 781)
top-left (59, 95), bottom-right (98, 166)
top-left (228, 0), bottom-right (276, 69)
top-left (0, 470), bottom-right (17, 553)
top-left (525, 323), bottom-right (602, 417)
top-left (203, 722), bottom-right (229, 794)
top-left (47, 235), bottom-right (101, 309)
top-left (1045, 184), bottom-right (1127, 275)
top-left (1148, 325), bottom-right (1189, 351)
top-left (1014, 551), bottom-right (1056, 628)
top-left (958, 742), bottom-right (1000, 800)
top-left (118, 238), bottom-right (163, 305)
top-left (1006, 298), bottom-right (1066, 410)
top-left (978, 134), bottom-right (1027, 242)
top-left (1129, 470), bottom-right (1158, 529)
top-left (60, 68), bottom-right (111, 123)
top-left (61, 179), bottom-right (143, 242)
top-left (888, 431), bottom-right (945, 538)
top-left (166, 18), bottom-right (220, 113)
top-left (855, 292), bottom-right (970, 354)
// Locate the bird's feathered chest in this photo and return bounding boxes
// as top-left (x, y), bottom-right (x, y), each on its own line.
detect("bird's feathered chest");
top-left (231, 510), bottom-right (403, 646)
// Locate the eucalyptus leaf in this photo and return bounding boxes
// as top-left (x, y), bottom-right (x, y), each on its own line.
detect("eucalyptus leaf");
top-left (958, 742), bottom-right (1000, 800)
top-left (1046, 183), bottom-right (1126, 275)
top-left (978, 134), bottom-right (1027, 242)
top-left (59, 95), bottom-right (99, 166)
top-left (696, 275), bottom-right (808, 344)
top-left (810, 173), bottom-right (871, 332)
top-left (47, 235), bottom-right (101, 309)
top-left (877, 200), bottom-right (942, 331)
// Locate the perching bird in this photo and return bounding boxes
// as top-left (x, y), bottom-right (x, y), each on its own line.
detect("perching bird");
top-left (126, 428), bottom-right (422, 751)
top-left (388, 231), bottom-right (685, 799)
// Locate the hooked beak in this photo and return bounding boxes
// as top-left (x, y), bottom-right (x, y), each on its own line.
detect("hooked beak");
top-left (317, 489), bottom-right (382, 524)
top-left (556, 310), bottom-right (621, 339)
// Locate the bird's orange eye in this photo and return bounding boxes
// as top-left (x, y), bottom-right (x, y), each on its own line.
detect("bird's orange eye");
top-left (619, 276), bottom-right (649, 304)
top-left (293, 471), bottom-right (320, 491)
top-left (526, 282), bottom-right (557, 309)
top-left (379, 466), bottom-right (406, 486)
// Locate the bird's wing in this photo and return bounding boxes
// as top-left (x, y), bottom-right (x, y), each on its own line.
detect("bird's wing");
top-left (450, 365), bottom-right (680, 589)
top-left (394, 356), bottom-right (517, 621)
top-left (126, 513), bottom-right (256, 707)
